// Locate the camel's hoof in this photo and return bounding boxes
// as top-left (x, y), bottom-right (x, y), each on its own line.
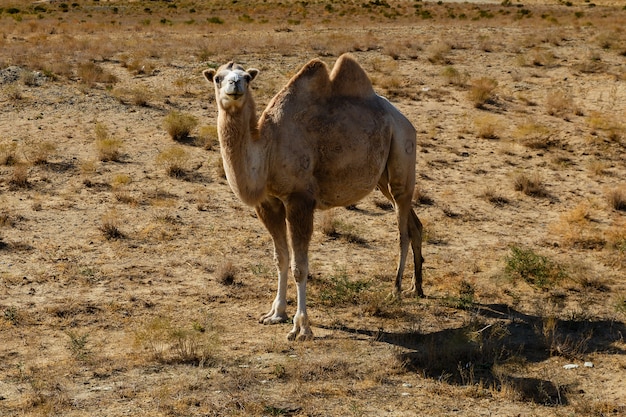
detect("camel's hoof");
top-left (386, 291), bottom-right (401, 302)
top-left (402, 288), bottom-right (424, 298)
top-left (260, 313), bottom-right (288, 325)
top-left (287, 329), bottom-right (313, 342)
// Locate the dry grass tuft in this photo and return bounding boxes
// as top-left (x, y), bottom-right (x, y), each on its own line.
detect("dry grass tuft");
top-left (441, 66), bottom-right (468, 87)
top-left (468, 77), bottom-right (498, 108)
top-left (99, 211), bottom-right (125, 240)
top-left (607, 187), bottom-right (626, 211)
top-left (23, 140), bottom-right (56, 165)
top-left (474, 115), bottom-right (502, 139)
top-left (545, 90), bottom-right (575, 118)
top-left (134, 315), bottom-right (218, 365)
top-left (9, 163), bottom-right (30, 189)
top-left (156, 145), bottom-right (190, 178)
top-left (164, 111), bottom-right (199, 142)
top-left (426, 42), bottom-right (452, 65)
top-left (512, 122), bottom-right (554, 149)
top-left (549, 203), bottom-right (606, 249)
top-left (94, 123), bottom-right (124, 162)
top-left (320, 210), bottom-right (339, 237)
top-left (0, 141), bottom-right (19, 165)
top-left (481, 187), bottom-right (510, 207)
top-left (513, 173), bottom-right (548, 197)
top-left (216, 261), bottom-right (237, 285)
top-left (197, 125), bottom-right (219, 150)
top-left (77, 61), bottom-right (118, 87)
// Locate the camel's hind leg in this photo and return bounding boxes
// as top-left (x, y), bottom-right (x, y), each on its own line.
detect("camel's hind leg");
top-left (407, 209), bottom-right (424, 297)
top-left (256, 197), bottom-right (290, 325)
top-left (377, 176), bottom-right (412, 297)
top-left (378, 176), bottom-right (424, 297)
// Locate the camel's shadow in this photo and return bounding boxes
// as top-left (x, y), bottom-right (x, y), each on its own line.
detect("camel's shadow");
top-left (321, 303), bottom-right (626, 406)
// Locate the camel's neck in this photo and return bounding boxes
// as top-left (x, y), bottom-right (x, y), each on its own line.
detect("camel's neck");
top-left (217, 99), bottom-right (268, 206)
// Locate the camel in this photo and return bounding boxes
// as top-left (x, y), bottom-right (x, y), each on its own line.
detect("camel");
top-left (203, 53), bottom-right (423, 341)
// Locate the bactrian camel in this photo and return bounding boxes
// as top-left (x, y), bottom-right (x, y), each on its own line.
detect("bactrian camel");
top-left (203, 53), bottom-right (423, 341)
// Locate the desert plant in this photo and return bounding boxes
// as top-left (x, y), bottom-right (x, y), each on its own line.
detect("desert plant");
top-left (468, 77), bottom-right (497, 108)
top-left (23, 140), bottom-right (56, 165)
top-left (216, 261), bottom-right (236, 285)
top-left (3, 84), bottom-right (23, 101)
top-left (99, 211), bottom-right (125, 240)
top-left (94, 123), bottom-right (123, 162)
top-left (545, 90), bottom-right (574, 117)
top-left (163, 111), bottom-right (198, 141)
top-left (0, 141), bottom-right (18, 165)
top-left (481, 187), bottom-right (509, 206)
top-left (317, 267), bottom-right (371, 307)
top-left (66, 330), bottom-right (90, 360)
top-left (549, 204), bottom-right (605, 249)
top-left (3, 306), bottom-right (20, 325)
top-left (474, 115), bottom-right (501, 139)
top-left (513, 172), bottom-right (548, 197)
top-left (441, 66), bottom-right (467, 86)
top-left (586, 111), bottom-right (624, 143)
top-left (134, 316), bottom-right (218, 365)
top-left (529, 47), bottom-right (557, 67)
top-left (607, 187), bottom-right (626, 211)
top-left (77, 61), bottom-right (117, 87)
top-left (426, 41), bottom-right (451, 64)
top-left (9, 163), bottom-right (30, 188)
top-left (512, 122), bottom-right (554, 149)
top-left (504, 245), bottom-right (566, 289)
top-left (156, 145), bottom-right (189, 178)
top-left (197, 125), bottom-right (219, 150)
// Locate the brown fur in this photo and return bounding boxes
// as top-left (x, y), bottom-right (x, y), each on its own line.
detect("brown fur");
top-left (204, 53), bottom-right (424, 341)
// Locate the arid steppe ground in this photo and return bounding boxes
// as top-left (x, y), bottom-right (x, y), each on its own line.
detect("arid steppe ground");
top-left (1, 0), bottom-right (625, 415)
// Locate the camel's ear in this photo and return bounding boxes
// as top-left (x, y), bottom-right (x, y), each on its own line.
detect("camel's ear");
top-left (203, 69), bottom-right (216, 83)
top-left (247, 68), bottom-right (259, 82)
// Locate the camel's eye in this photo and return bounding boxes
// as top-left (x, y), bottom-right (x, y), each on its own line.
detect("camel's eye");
top-left (214, 76), bottom-right (222, 85)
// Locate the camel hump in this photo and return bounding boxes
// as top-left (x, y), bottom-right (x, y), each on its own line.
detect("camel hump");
top-left (285, 58), bottom-right (332, 98)
top-left (330, 53), bottom-right (375, 98)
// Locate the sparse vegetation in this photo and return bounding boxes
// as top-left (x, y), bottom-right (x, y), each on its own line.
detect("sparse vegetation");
top-left (468, 77), bottom-right (498, 108)
top-left (505, 245), bottom-right (567, 289)
top-left (545, 89), bottom-right (575, 118)
top-left (163, 111), bottom-right (198, 142)
top-left (99, 211), bottom-right (125, 240)
top-left (94, 123), bottom-right (124, 162)
top-left (607, 186), bottom-right (626, 211)
top-left (1, 2), bottom-right (625, 416)
top-left (513, 172), bottom-right (548, 197)
top-left (513, 122), bottom-right (554, 149)
top-left (156, 145), bottom-right (190, 178)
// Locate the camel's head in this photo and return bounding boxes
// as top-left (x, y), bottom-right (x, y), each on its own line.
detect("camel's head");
top-left (203, 62), bottom-right (259, 110)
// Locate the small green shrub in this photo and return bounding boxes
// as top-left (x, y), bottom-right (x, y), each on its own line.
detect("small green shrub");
top-left (504, 246), bottom-right (566, 289)
top-left (318, 267), bottom-right (371, 306)
top-left (66, 330), bottom-right (90, 360)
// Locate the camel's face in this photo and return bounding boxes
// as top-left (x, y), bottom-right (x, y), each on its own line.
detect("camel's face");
top-left (203, 63), bottom-right (259, 110)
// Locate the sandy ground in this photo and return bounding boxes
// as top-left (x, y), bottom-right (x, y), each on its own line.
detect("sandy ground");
top-left (1, 1), bottom-right (626, 416)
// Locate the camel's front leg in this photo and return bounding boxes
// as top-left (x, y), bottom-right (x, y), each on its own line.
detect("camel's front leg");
top-left (256, 199), bottom-right (290, 325)
top-left (285, 195), bottom-right (315, 341)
